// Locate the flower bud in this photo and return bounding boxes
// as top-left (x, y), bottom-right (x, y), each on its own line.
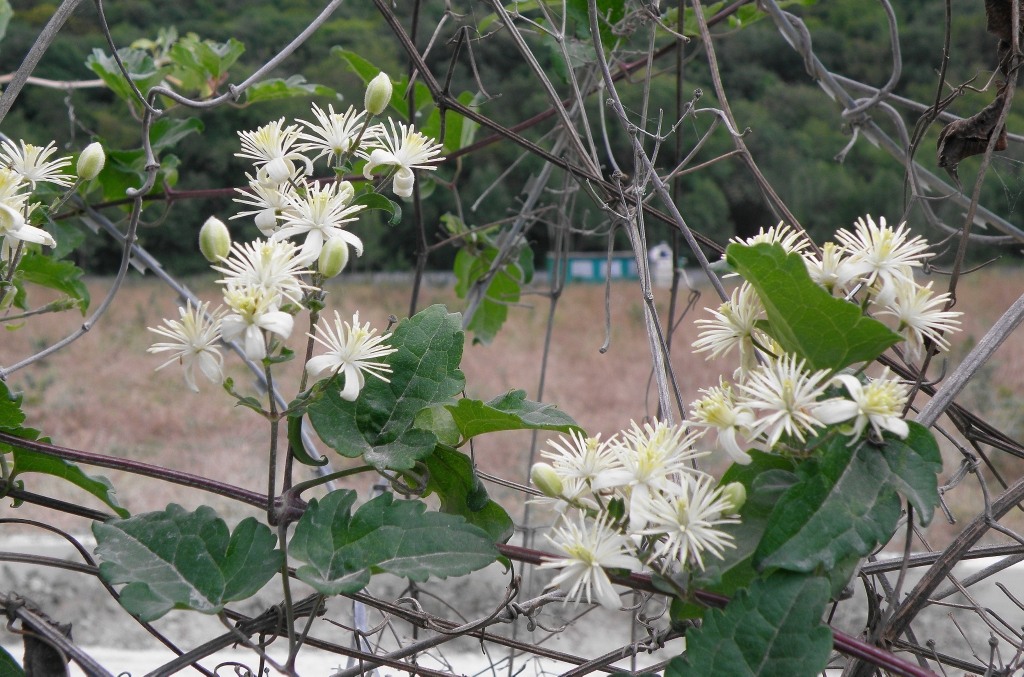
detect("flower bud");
top-left (317, 237), bottom-right (350, 278)
top-left (530, 463), bottom-right (564, 499)
top-left (721, 482), bottom-right (747, 514)
top-left (364, 72), bottom-right (393, 115)
top-left (76, 142), bottom-right (105, 181)
top-left (199, 216), bottom-right (231, 263)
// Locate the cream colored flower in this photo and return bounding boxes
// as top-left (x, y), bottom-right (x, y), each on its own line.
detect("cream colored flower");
top-left (0, 139), bottom-right (72, 188)
top-left (814, 368), bottom-right (909, 441)
top-left (305, 311), bottom-right (397, 401)
top-left (738, 353), bottom-right (832, 447)
top-left (147, 301), bottom-right (224, 392)
top-left (362, 120), bottom-right (444, 198)
top-left (539, 513), bottom-right (640, 609)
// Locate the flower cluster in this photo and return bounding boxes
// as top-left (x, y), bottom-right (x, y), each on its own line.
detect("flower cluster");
top-left (531, 423), bottom-right (743, 609)
top-left (688, 216), bottom-right (959, 462)
top-left (147, 74), bottom-right (428, 398)
top-left (0, 139), bottom-right (104, 261)
top-left (232, 96), bottom-right (444, 266)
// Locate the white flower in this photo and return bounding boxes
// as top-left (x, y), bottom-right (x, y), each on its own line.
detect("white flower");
top-left (297, 104), bottom-right (375, 165)
top-left (273, 181), bottom-right (365, 264)
top-left (541, 430), bottom-right (618, 486)
top-left (147, 301), bottom-right (224, 392)
top-left (729, 222), bottom-right (812, 255)
top-left (592, 420), bottom-right (707, 529)
top-left (738, 353), bottom-right (832, 447)
top-left (692, 282), bottom-right (766, 377)
top-left (804, 241), bottom-right (862, 297)
top-left (539, 513), bottom-right (640, 610)
top-left (220, 286), bottom-right (294, 361)
top-left (0, 139), bottom-right (72, 188)
top-left (305, 311), bottom-right (398, 401)
top-left (232, 174), bottom-right (296, 236)
top-left (236, 119), bottom-right (313, 184)
top-left (689, 380), bottom-right (756, 465)
top-left (835, 216), bottom-right (931, 293)
top-left (0, 200), bottom-right (54, 256)
top-left (813, 368), bottom-right (910, 441)
top-left (636, 474), bottom-right (739, 572)
top-left (876, 279), bottom-right (961, 364)
top-left (362, 119), bottom-right (444, 198)
top-left (212, 238), bottom-right (310, 306)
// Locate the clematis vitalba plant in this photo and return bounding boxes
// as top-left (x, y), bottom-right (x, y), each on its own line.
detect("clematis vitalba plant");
top-left (531, 219), bottom-right (951, 677)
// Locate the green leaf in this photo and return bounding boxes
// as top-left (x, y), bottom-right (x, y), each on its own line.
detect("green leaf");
top-left (671, 454), bottom-right (798, 622)
top-left (413, 404), bottom-right (461, 447)
top-left (244, 75), bottom-right (336, 104)
top-left (351, 191), bottom-right (402, 225)
top-left (168, 34), bottom-right (244, 97)
top-left (289, 490), bottom-right (499, 596)
top-left (453, 247), bottom-right (530, 345)
top-left (0, 1), bottom-right (13, 44)
top-left (93, 505), bottom-right (282, 621)
top-left (0, 380), bottom-right (25, 429)
top-left (423, 446), bottom-right (514, 542)
top-left (11, 446), bottom-right (129, 518)
top-left (674, 572), bottom-right (832, 677)
top-left (726, 243), bottom-right (900, 371)
top-left (86, 48), bottom-right (170, 110)
top-left (446, 390), bottom-right (582, 441)
top-left (15, 253), bottom-right (89, 314)
top-left (755, 436), bottom-right (910, 573)
top-left (881, 421), bottom-right (942, 526)
top-left (566, 0), bottom-right (626, 45)
top-left (307, 305), bottom-right (466, 470)
top-left (286, 413), bottom-right (329, 467)
top-left (332, 48), bottom-right (433, 116)
top-left (0, 645), bottom-right (23, 677)
top-left (149, 117), bottom-right (204, 152)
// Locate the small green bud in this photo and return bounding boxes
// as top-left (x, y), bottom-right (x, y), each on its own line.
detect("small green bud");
top-left (721, 482), bottom-right (747, 513)
top-left (317, 237), bottom-right (350, 278)
top-left (76, 142), bottom-right (105, 181)
top-left (530, 462), bottom-right (564, 499)
top-left (364, 72), bottom-right (393, 115)
top-left (199, 216), bottom-right (231, 263)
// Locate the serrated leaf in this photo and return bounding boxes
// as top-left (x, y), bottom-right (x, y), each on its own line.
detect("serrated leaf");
top-left (446, 390), bottom-right (582, 441)
top-left (0, 380), bottom-right (25, 429)
top-left (726, 243), bottom-right (900, 371)
top-left (674, 572), bottom-right (832, 677)
top-left (15, 253), bottom-right (89, 314)
top-left (289, 490), bottom-right (499, 596)
top-left (423, 446), bottom-right (514, 542)
top-left (755, 436), bottom-right (910, 573)
top-left (881, 421), bottom-right (942, 526)
top-left (307, 305), bottom-right (465, 470)
top-left (11, 446), bottom-right (129, 518)
top-left (351, 191), bottom-right (401, 225)
top-left (93, 505), bottom-right (282, 621)
top-left (244, 75), bottom-right (336, 104)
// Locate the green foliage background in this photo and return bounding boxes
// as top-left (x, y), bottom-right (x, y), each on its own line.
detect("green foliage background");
top-left (1, 0), bottom-right (1019, 274)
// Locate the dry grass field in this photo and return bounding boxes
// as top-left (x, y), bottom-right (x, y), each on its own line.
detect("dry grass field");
top-left (3, 267), bottom-right (1024, 547)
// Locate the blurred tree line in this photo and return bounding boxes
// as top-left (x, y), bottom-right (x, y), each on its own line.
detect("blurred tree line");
top-left (1, 0), bottom-right (1019, 274)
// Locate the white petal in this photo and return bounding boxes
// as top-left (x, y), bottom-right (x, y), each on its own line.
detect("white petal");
top-left (244, 325), bottom-right (266, 360)
top-left (812, 398), bottom-right (859, 425)
top-left (258, 310), bottom-right (294, 339)
top-left (305, 354), bottom-right (339, 381)
top-left (363, 148), bottom-right (398, 178)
